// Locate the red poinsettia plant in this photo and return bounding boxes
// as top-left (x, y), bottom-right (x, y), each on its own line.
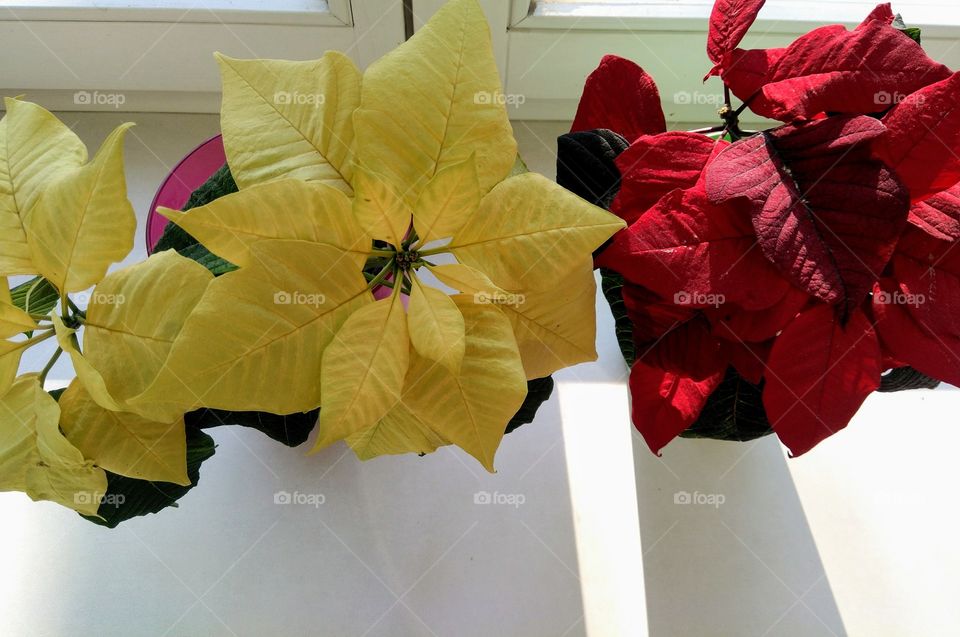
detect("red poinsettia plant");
top-left (567, 1), bottom-right (960, 456)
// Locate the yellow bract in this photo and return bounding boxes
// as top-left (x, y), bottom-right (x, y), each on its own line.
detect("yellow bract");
top-left (353, 0), bottom-right (516, 208)
top-left (0, 375), bottom-right (107, 516)
top-left (217, 52), bottom-right (361, 193)
top-left (145, 0), bottom-right (626, 471)
top-left (0, 98), bottom-right (87, 276)
top-left (0, 99), bottom-right (210, 518)
top-left (131, 240), bottom-right (372, 419)
top-left (313, 292), bottom-right (410, 452)
top-left (24, 122), bottom-right (135, 293)
top-left (59, 380), bottom-right (189, 486)
top-left (160, 180), bottom-right (369, 269)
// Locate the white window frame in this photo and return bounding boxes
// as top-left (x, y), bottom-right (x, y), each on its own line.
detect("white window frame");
top-left (0, 0), bottom-right (404, 112)
top-left (501, 0), bottom-right (960, 124)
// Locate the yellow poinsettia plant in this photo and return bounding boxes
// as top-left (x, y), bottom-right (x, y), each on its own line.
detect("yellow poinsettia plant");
top-left (0, 98), bottom-right (212, 517)
top-left (131, 0), bottom-right (624, 471)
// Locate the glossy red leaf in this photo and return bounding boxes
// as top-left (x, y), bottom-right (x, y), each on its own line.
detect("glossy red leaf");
top-left (705, 116), bottom-right (910, 312)
top-left (707, 0), bottom-right (766, 64)
top-left (872, 278), bottom-right (960, 386)
top-left (877, 72), bottom-right (960, 202)
top-left (611, 132), bottom-right (724, 224)
top-left (708, 285), bottom-right (811, 343)
top-left (722, 21), bottom-right (951, 121)
top-left (598, 187), bottom-right (789, 310)
top-left (763, 305), bottom-right (882, 456)
top-left (629, 361), bottom-right (724, 455)
top-left (571, 55), bottom-right (666, 142)
top-left (908, 183), bottom-right (960, 241)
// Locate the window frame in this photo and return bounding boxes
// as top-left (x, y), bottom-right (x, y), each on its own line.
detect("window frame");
top-left (0, 0), bottom-right (404, 111)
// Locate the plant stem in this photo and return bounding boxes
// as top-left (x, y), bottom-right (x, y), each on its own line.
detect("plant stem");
top-left (369, 249), bottom-right (396, 258)
top-left (366, 258), bottom-right (397, 290)
top-left (66, 296), bottom-right (84, 316)
top-left (23, 277), bottom-right (43, 315)
top-left (38, 347), bottom-right (63, 386)
top-left (417, 246), bottom-right (447, 257)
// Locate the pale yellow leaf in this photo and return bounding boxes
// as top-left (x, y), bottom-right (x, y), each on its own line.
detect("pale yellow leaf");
top-left (352, 166), bottom-right (412, 247)
top-left (428, 262), bottom-right (503, 298)
top-left (0, 339), bottom-right (24, 399)
top-left (408, 277), bottom-right (465, 374)
top-left (0, 277), bottom-right (36, 338)
top-left (131, 239), bottom-right (372, 420)
top-left (24, 122), bottom-right (134, 293)
top-left (450, 173), bottom-right (625, 290)
top-left (0, 98), bottom-right (87, 276)
top-left (160, 179), bottom-right (369, 269)
top-left (52, 313), bottom-right (125, 413)
top-left (496, 261), bottom-right (599, 379)
top-left (412, 154), bottom-right (480, 246)
top-left (389, 297), bottom-right (526, 472)
top-left (0, 374), bottom-right (107, 516)
top-left (313, 292), bottom-right (409, 451)
top-left (354, 0), bottom-right (516, 208)
top-left (346, 401), bottom-right (450, 461)
top-left (83, 250), bottom-right (213, 405)
top-left (217, 52), bottom-right (361, 192)
top-left (59, 380), bottom-right (189, 485)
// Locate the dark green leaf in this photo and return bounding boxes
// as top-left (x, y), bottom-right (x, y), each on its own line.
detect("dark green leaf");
top-left (505, 377), bottom-right (554, 434)
top-left (892, 14), bottom-right (921, 43)
top-left (680, 367), bottom-right (773, 441)
top-left (80, 426), bottom-right (216, 528)
top-left (599, 268), bottom-right (636, 367)
top-left (186, 408), bottom-right (318, 447)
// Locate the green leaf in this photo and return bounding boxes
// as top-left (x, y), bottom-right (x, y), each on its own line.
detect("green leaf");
top-left (680, 368), bottom-right (772, 441)
top-left (892, 14), bottom-right (921, 44)
top-left (599, 268), bottom-right (636, 366)
top-left (9, 276), bottom-right (59, 318)
top-left (504, 377), bottom-right (554, 434)
top-left (80, 425), bottom-right (216, 529)
top-left (186, 408), bottom-right (318, 447)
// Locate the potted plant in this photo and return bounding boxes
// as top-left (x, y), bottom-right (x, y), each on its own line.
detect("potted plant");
top-left (559, 0), bottom-right (960, 456)
top-left (1, 0), bottom-right (625, 526)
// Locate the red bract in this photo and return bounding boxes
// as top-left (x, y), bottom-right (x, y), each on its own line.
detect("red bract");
top-left (570, 0), bottom-right (960, 457)
top-left (877, 72), bottom-right (960, 202)
top-left (873, 225), bottom-right (960, 385)
top-left (706, 0), bottom-right (766, 66)
top-left (706, 115), bottom-right (910, 312)
top-left (908, 183), bottom-right (960, 241)
top-left (611, 132), bottom-right (722, 224)
top-left (640, 316), bottom-right (726, 381)
top-left (721, 21), bottom-right (950, 121)
top-left (763, 305), bottom-right (882, 456)
top-left (571, 55), bottom-right (666, 141)
top-left (629, 362), bottom-right (724, 455)
top-left (597, 187), bottom-right (789, 310)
